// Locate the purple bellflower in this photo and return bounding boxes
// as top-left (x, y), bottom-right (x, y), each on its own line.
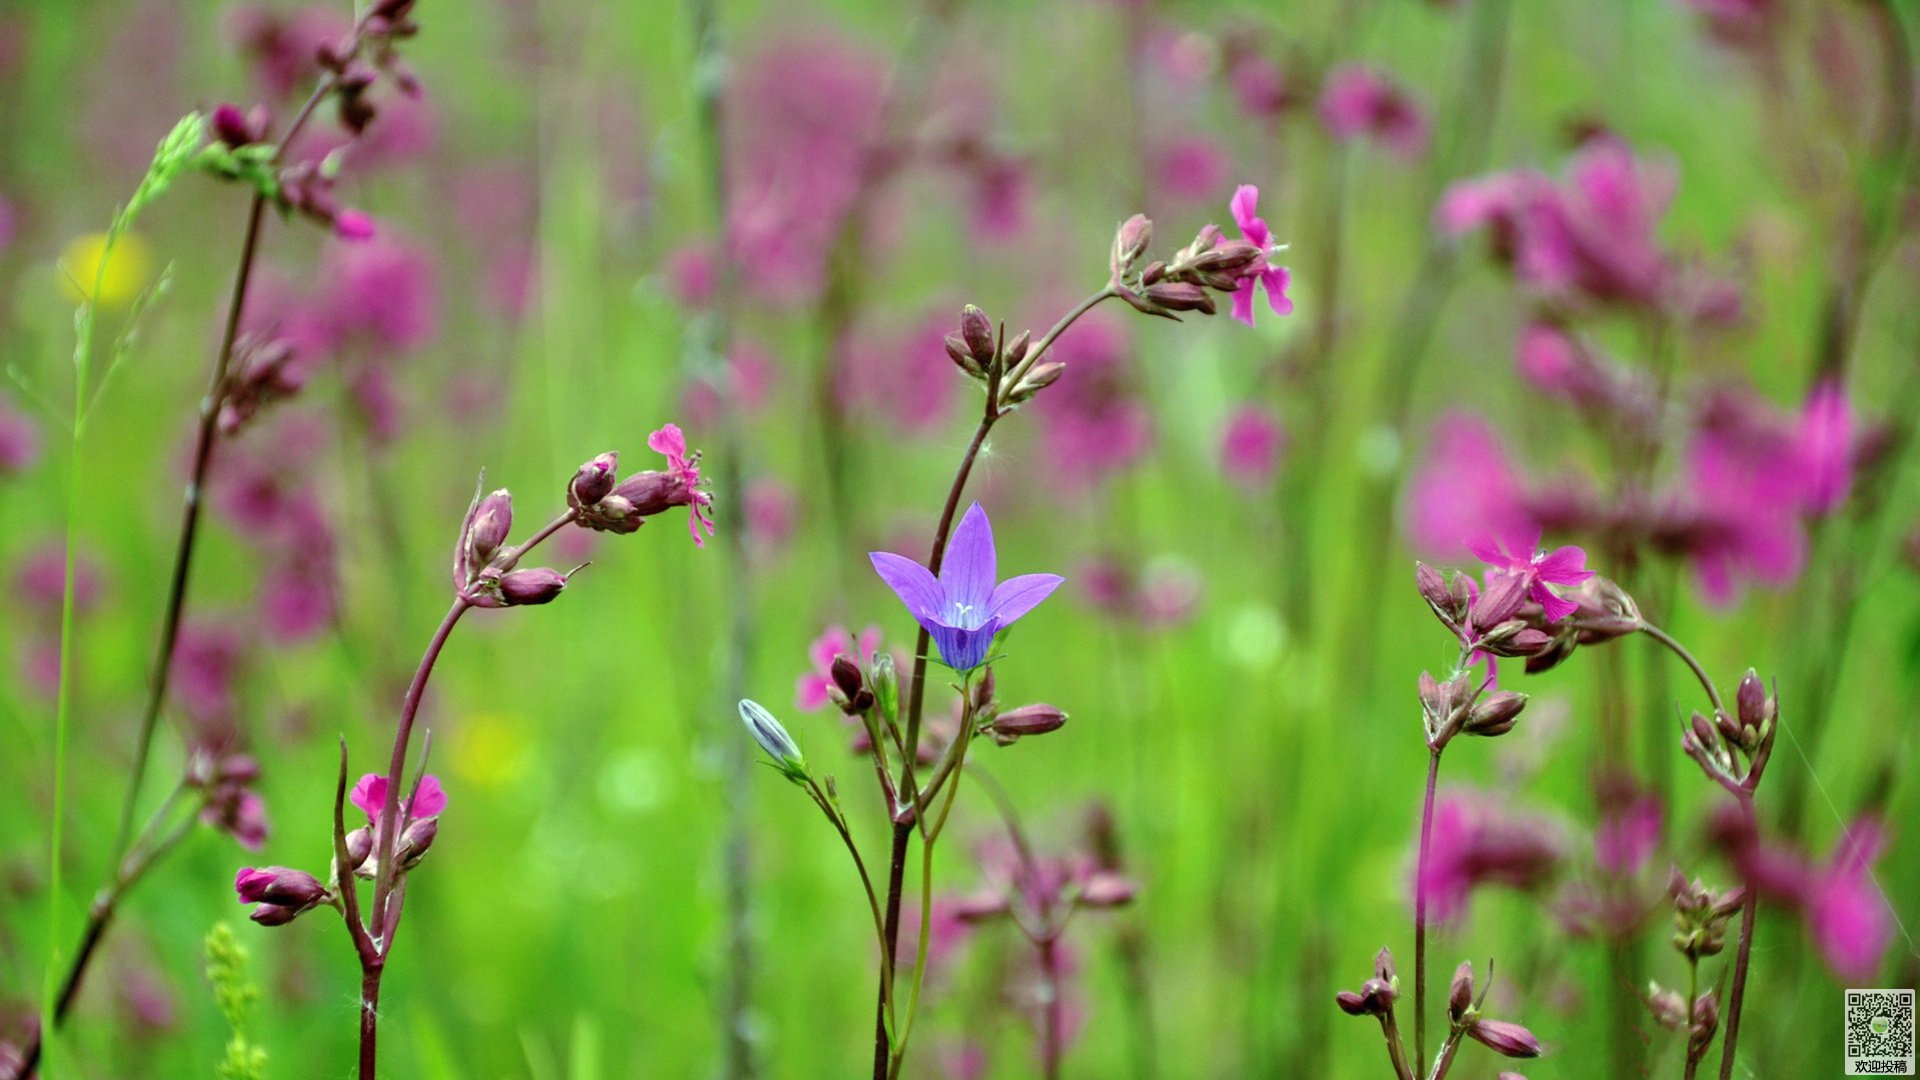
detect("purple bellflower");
top-left (869, 503), bottom-right (1064, 672)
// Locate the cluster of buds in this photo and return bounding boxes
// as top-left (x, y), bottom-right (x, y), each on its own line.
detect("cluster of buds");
top-left (217, 334), bottom-right (307, 435)
top-left (1445, 961), bottom-right (1544, 1060)
top-left (1668, 872), bottom-right (1746, 961)
top-left (453, 485), bottom-right (579, 608)
top-left (1419, 669), bottom-right (1527, 748)
top-left (189, 749), bottom-right (269, 850)
top-left (234, 866), bottom-right (331, 927)
top-left (1335, 948), bottom-right (1402, 1018)
top-left (942, 304), bottom-right (1060, 407)
top-left (276, 159), bottom-right (375, 240)
top-left (1110, 214), bottom-right (1265, 320)
top-left (1416, 562), bottom-right (1642, 678)
top-left (318, 0), bottom-right (422, 133)
top-left (1680, 669), bottom-right (1777, 794)
top-left (568, 426), bottom-right (715, 544)
top-left (1646, 981), bottom-right (1720, 1064)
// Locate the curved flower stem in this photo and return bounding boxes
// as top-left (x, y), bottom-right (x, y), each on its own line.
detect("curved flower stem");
top-left (1717, 795), bottom-right (1759, 1080)
top-left (1639, 623), bottom-right (1726, 718)
top-left (1413, 747), bottom-right (1442, 1070)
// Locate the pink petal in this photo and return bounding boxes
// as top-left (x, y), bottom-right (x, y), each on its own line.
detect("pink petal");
top-left (1230, 280), bottom-right (1257, 326)
top-left (1230, 184), bottom-right (1261, 235)
top-left (410, 774), bottom-right (448, 817)
top-left (1533, 584), bottom-right (1579, 623)
top-left (647, 423), bottom-right (688, 461)
top-left (350, 774), bottom-right (387, 819)
top-left (1261, 266), bottom-right (1293, 315)
top-left (1532, 545), bottom-right (1593, 585)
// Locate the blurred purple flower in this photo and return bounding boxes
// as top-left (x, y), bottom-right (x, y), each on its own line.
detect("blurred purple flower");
top-left (838, 315), bottom-right (960, 433)
top-left (1468, 524), bottom-right (1593, 623)
top-left (1318, 65), bottom-right (1430, 158)
top-left (1228, 185), bottom-right (1294, 325)
top-left (1793, 379), bottom-right (1855, 514)
top-left (0, 398), bottom-right (37, 475)
top-left (1594, 779), bottom-right (1662, 877)
top-left (665, 243), bottom-right (719, 307)
top-left (226, 5), bottom-right (352, 100)
top-left (744, 478), bottom-right (796, 556)
top-left (1033, 310), bottom-right (1152, 493)
top-left (171, 620), bottom-right (247, 740)
top-left (1225, 50), bottom-right (1289, 118)
top-left (1219, 405), bottom-right (1286, 489)
top-left (797, 625), bottom-right (881, 711)
top-left (15, 542), bottom-right (103, 614)
top-left (870, 502), bottom-right (1064, 671)
top-left (321, 232), bottom-right (439, 354)
top-left (965, 155), bottom-right (1030, 241)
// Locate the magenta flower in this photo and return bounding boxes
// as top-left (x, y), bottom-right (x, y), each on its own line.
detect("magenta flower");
top-left (0, 396), bottom-right (40, 475)
top-left (648, 423), bottom-right (716, 546)
top-left (1404, 413), bottom-right (1536, 559)
top-left (1594, 784), bottom-right (1662, 877)
top-left (1227, 185), bottom-right (1294, 326)
top-left (869, 503), bottom-right (1064, 671)
top-left (1468, 524), bottom-right (1593, 623)
top-left (797, 625), bottom-right (882, 711)
top-left (1415, 789), bottom-right (1565, 923)
top-left (351, 773), bottom-right (447, 824)
top-left (1155, 136), bottom-right (1230, 201)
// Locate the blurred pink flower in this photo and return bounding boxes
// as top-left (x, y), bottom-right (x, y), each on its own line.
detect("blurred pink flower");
top-left (1805, 820), bottom-right (1893, 981)
top-left (1594, 781), bottom-right (1662, 877)
top-left (1444, 137), bottom-right (1684, 311)
top-left (1227, 185), bottom-right (1294, 325)
top-left (1033, 310), bottom-right (1152, 492)
top-left (1404, 413), bottom-right (1534, 560)
top-left (682, 342), bottom-right (777, 428)
top-left (0, 398), bottom-right (37, 474)
top-left (322, 233), bottom-right (439, 353)
top-left (1225, 52), bottom-right (1289, 117)
top-left (665, 243), bottom-right (719, 307)
top-left (226, 5), bottom-right (351, 100)
top-left (1155, 136), bottom-right (1231, 201)
top-left (171, 620), bottom-right (247, 739)
top-left (725, 34), bottom-right (887, 306)
top-left (15, 542), bottom-right (103, 614)
top-left (259, 559), bottom-right (337, 643)
top-left (1793, 379), bottom-right (1855, 514)
top-left (1318, 65), bottom-right (1429, 158)
top-left (965, 156), bottom-right (1030, 241)
top-left (744, 478), bottom-right (796, 554)
top-left (838, 315), bottom-right (960, 433)
top-left (1219, 405), bottom-right (1286, 489)
top-left (1673, 392), bottom-right (1811, 604)
top-left (796, 625), bottom-right (882, 711)
top-left (1416, 789), bottom-right (1564, 923)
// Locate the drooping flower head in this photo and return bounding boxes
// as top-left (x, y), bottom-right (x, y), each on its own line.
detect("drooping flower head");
top-left (1468, 524), bottom-right (1594, 623)
top-left (869, 503), bottom-right (1064, 672)
top-left (1227, 185), bottom-right (1294, 326)
top-left (647, 423), bottom-right (716, 546)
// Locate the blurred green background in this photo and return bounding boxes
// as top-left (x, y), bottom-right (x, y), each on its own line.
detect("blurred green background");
top-left (1, 0), bottom-right (1917, 1076)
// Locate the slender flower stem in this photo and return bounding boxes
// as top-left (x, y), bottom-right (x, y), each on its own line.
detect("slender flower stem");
top-left (1639, 623), bottom-right (1726, 718)
top-left (1717, 795), bottom-right (1759, 1080)
top-left (1039, 933), bottom-right (1065, 1080)
top-left (1683, 954), bottom-right (1701, 1080)
top-left (1413, 748), bottom-right (1442, 1070)
top-left (1379, 1010), bottom-right (1415, 1080)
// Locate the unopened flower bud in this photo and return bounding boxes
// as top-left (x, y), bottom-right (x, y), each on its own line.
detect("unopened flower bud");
top-left (234, 866), bottom-right (328, 908)
top-left (1468, 1018), bottom-right (1542, 1059)
top-left (1689, 712), bottom-right (1718, 752)
top-left (1471, 572), bottom-right (1530, 630)
top-left (739, 699), bottom-right (807, 779)
top-left (468, 490), bottom-right (513, 565)
top-left (1416, 562), bottom-right (1459, 627)
top-left (960, 305), bottom-right (995, 366)
top-left (1143, 282), bottom-right (1216, 314)
top-left (945, 332), bottom-right (985, 378)
top-left (1373, 947), bottom-right (1397, 986)
top-left (1735, 669), bottom-right (1770, 731)
top-left (986, 703), bottom-right (1067, 741)
top-left (870, 652), bottom-right (899, 720)
top-left (343, 827), bottom-right (373, 872)
top-left (1480, 623), bottom-right (1554, 658)
top-left (212, 102), bottom-right (270, 148)
top-left (1647, 983), bottom-right (1687, 1030)
top-left (395, 816), bottom-right (439, 870)
top-left (1335, 990), bottom-right (1373, 1017)
top-left (1005, 361), bottom-right (1066, 404)
top-left (248, 902), bottom-right (306, 926)
top-left (570, 452), bottom-right (618, 507)
top-left (1004, 330), bottom-right (1031, 367)
top-left (1465, 691), bottom-right (1527, 737)
top-left (499, 566), bottom-right (571, 606)
top-left (1189, 239), bottom-right (1263, 277)
top-left (1112, 213), bottom-right (1153, 276)
top-left (1448, 961), bottom-right (1475, 1022)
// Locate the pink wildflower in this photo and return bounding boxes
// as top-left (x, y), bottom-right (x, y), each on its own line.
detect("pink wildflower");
top-left (1467, 524), bottom-right (1594, 623)
top-left (1318, 65), bottom-right (1430, 158)
top-left (1219, 405), bottom-right (1286, 489)
top-left (796, 625), bottom-right (882, 711)
top-left (648, 423), bottom-right (716, 546)
top-left (1227, 185), bottom-right (1294, 325)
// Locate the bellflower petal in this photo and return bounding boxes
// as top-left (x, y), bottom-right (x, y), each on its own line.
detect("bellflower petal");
top-left (869, 552), bottom-right (945, 623)
top-left (988, 573), bottom-right (1066, 622)
top-left (940, 503), bottom-right (998, 613)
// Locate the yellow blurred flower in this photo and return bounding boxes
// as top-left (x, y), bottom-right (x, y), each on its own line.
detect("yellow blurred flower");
top-left (58, 231), bottom-right (154, 309)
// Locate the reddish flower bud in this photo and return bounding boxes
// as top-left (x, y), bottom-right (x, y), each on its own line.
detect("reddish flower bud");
top-left (1143, 281), bottom-right (1216, 314)
top-left (1468, 1019), bottom-right (1542, 1058)
top-left (1005, 361), bottom-right (1066, 404)
top-left (960, 305), bottom-right (995, 366)
top-left (1112, 213), bottom-right (1153, 276)
top-left (1335, 990), bottom-right (1373, 1016)
top-left (570, 452), bottom-right (618, 508)
top-left (1735, 669), bottom-right (1770, 731)
top-left (1373, 947), bottom-right (1397, 985)
top-left (1465, 691), bottom-right (1527, 737)
top-left (945, 332), bottom-right (985, 378)
top-left (985, 703), bottom-right (1068, 739)
top-left (499, 567), bottom-right (570, 606)
top-left (395, 816), bottom-right (439, 870)
top-left (248, 902), bottom-right (305, 926)
top-left (1004, 330), bottom-right (1031, 367)
top-left (343, 826), bottom-right (374, 872)
top-left (234, 866), bottom-right (327, 908)
top-left (1448, 961), bottom-right (1475, 1022)
top-left (468, 489), bottom-right (513, 566)
top-left (211, 102), bottom-right (269, 148)
top-left (1078, 871), bottom-right (1137, 907)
